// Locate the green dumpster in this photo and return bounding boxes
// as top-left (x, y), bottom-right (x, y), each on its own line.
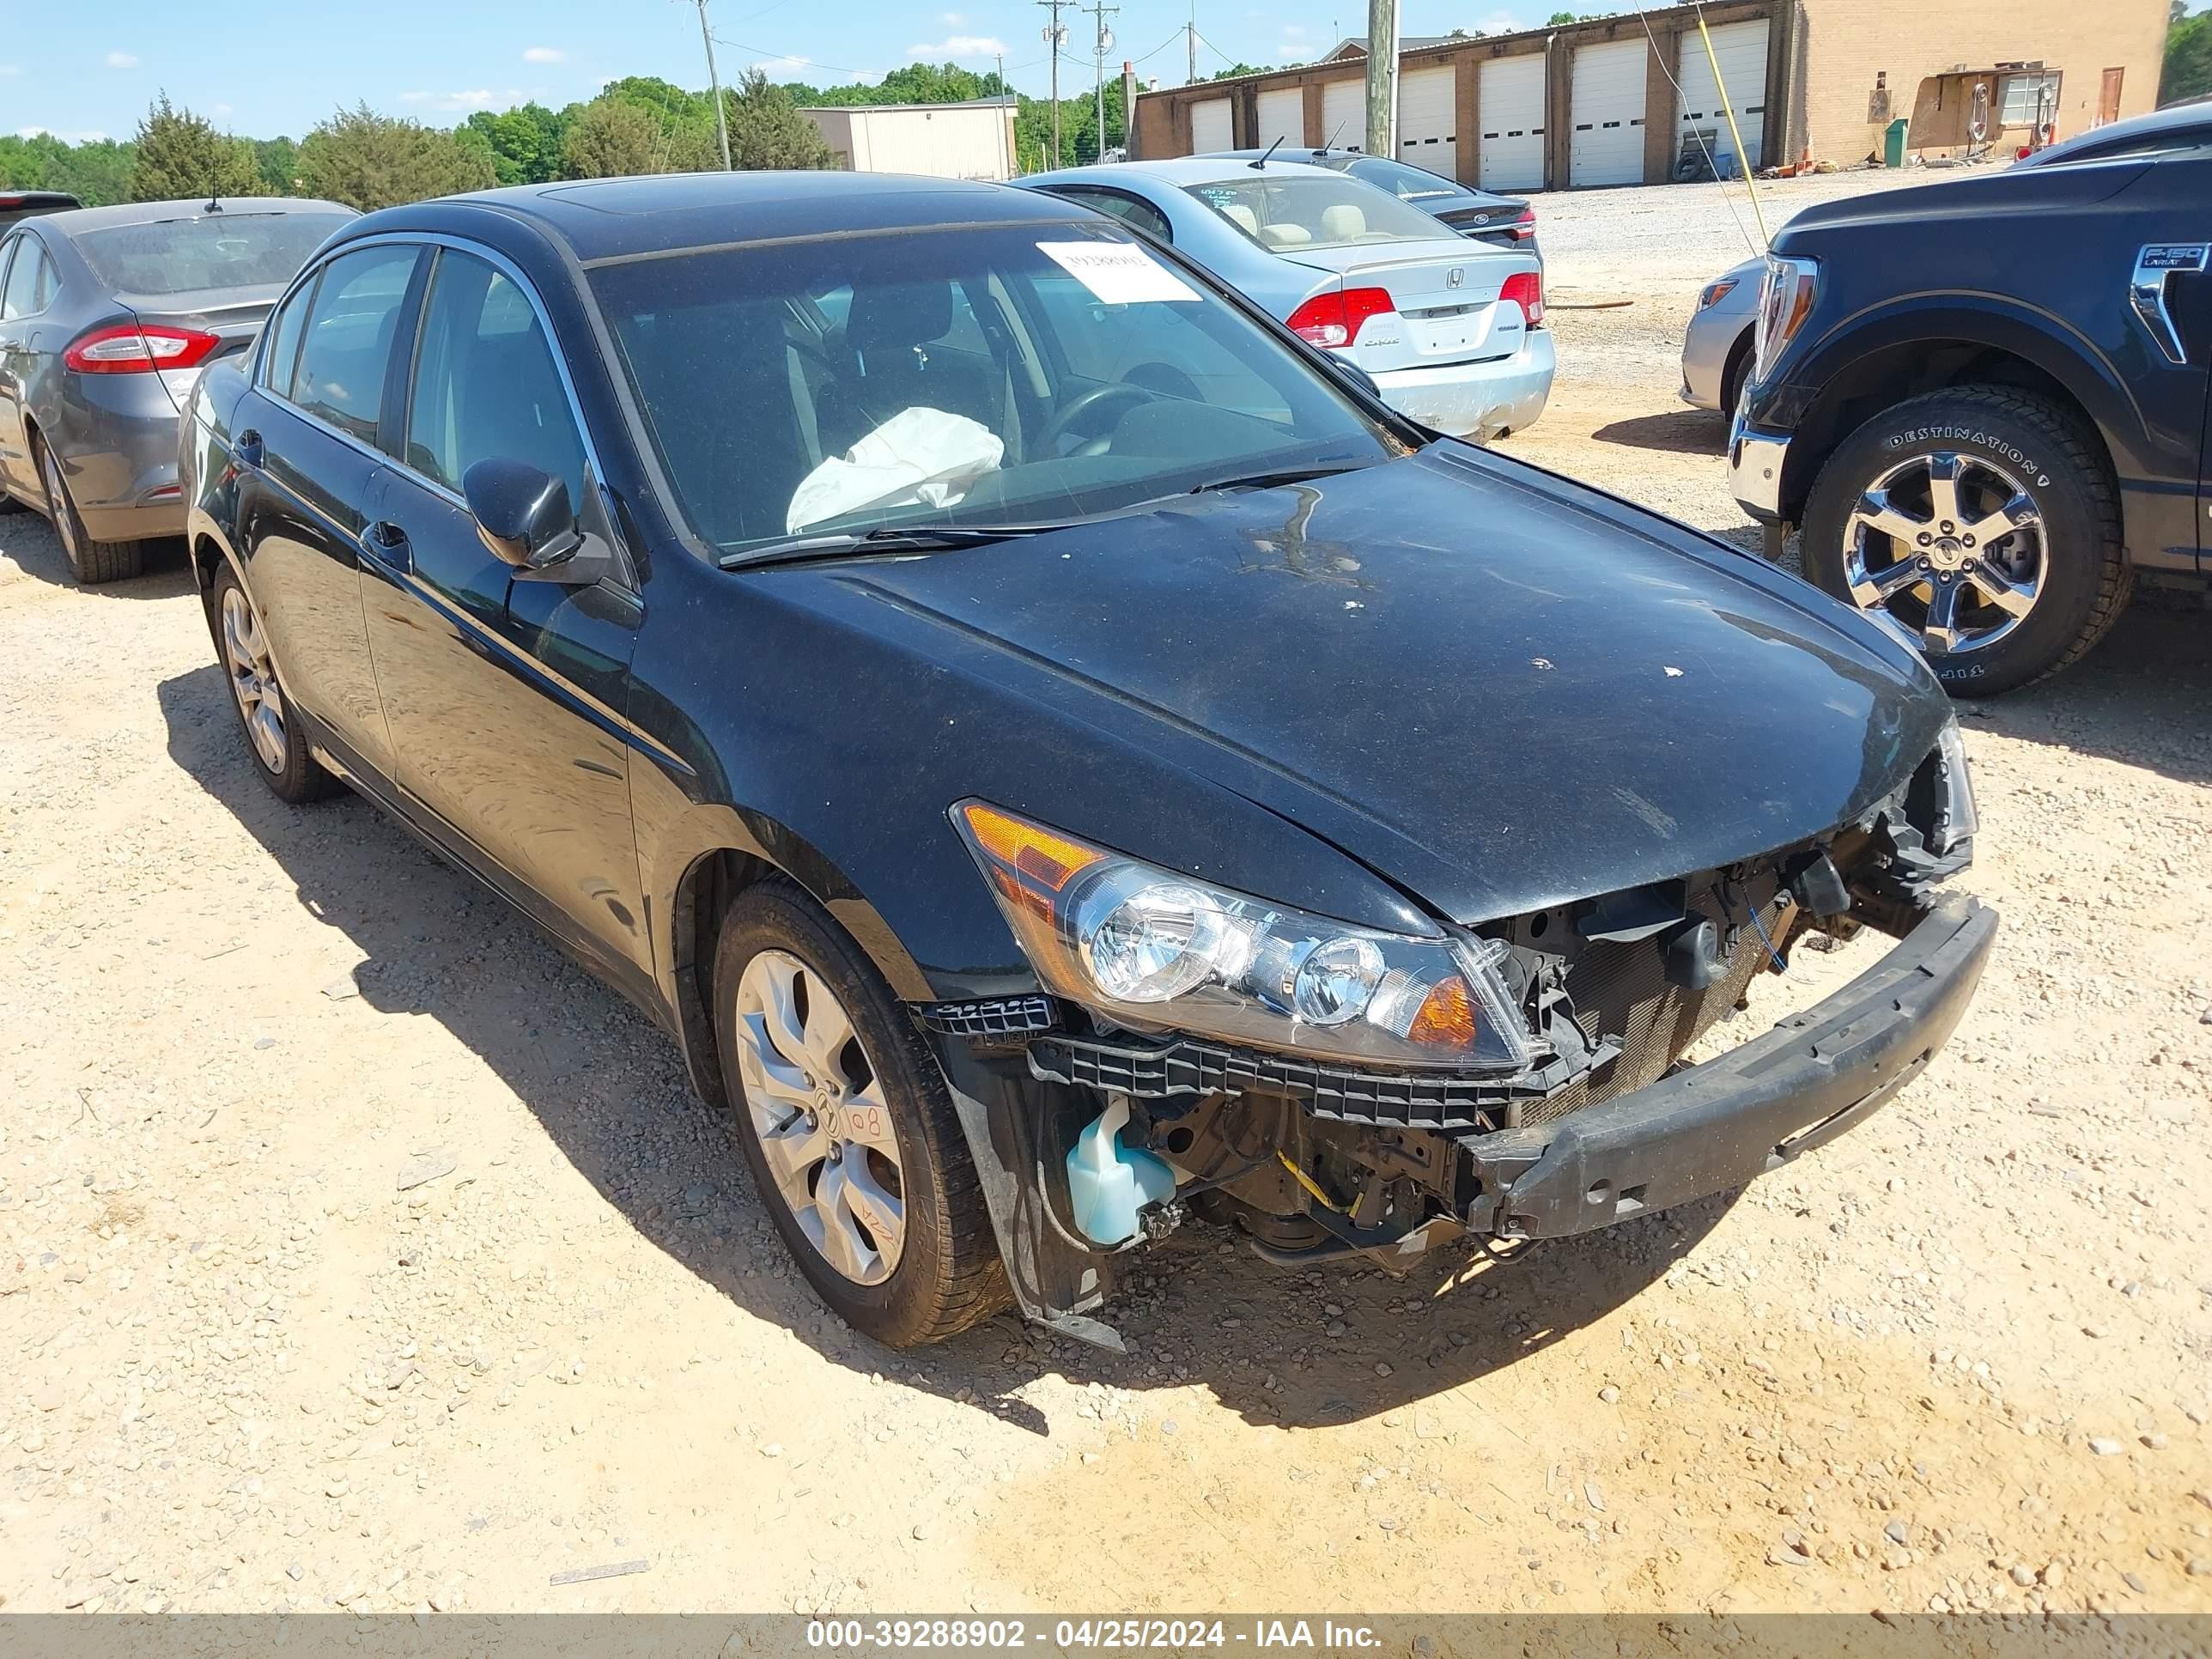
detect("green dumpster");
top-left (1883, 117), bottom-right (1909, 167)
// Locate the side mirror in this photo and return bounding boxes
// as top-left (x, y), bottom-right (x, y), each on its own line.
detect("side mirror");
top-left (462, 458), bottom-right (580, 570)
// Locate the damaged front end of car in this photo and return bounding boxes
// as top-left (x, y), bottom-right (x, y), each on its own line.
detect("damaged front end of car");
top-left (917, 720), bottom-right (1995, 1348)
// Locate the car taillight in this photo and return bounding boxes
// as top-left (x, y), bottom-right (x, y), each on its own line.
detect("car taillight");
top-left (1510, 206), bottom-right (1535, 239)
top-left (64, 323), bottom-right (222, 374)
top-left (1500, 270), bottom-right (1544, 328)
top-left (1285, 286), bottom-right (1395, 349)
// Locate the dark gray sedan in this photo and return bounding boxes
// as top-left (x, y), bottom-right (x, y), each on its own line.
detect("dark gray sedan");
top-left (0, 196), bottom-right (354, 581)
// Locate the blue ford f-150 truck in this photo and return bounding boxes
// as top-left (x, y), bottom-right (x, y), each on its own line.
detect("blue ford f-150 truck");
top-left (1729, 105), bottom-right (2210, 696)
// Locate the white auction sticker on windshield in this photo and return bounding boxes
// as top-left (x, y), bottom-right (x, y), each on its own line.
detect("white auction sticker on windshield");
top-left (1036, 240), bottom-right (1202, 304)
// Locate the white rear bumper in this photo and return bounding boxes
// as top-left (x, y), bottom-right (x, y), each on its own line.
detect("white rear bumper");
top-left (1372, 330), bottom-right (1555, 440)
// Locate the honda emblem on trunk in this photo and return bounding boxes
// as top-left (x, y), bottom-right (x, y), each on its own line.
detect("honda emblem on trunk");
top-left (1447, 267), bottom-right (1464, 289)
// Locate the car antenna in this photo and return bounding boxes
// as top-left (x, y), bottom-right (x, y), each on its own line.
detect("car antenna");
top-left (1249, 135), bottom-right (1284, 169)
top-left (204, 170), bottom-right (222, 214)
top-left (1318, 118), bottom-right (1346, 155)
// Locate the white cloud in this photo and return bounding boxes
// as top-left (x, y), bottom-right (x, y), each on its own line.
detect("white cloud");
top-left (105, 51), bottom-right (140, 69)
top-left (906, 33), bottom-right (1008, 58)
top-left (398, 88), bottom-right (527, 112)
top-left (212, 101), bottom-right (234, 116)
top-left (939, 9), bottom-right (966, 22)
top-left (523, 45), bottom-right (566, 64)
top-left (751, 55), bottom-right (816, 79)
top-left (17, 125), bottom-right (107, 142)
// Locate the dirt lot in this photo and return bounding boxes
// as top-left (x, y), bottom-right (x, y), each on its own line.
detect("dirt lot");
top-left (3, 170), bottom-right (2209, 1620)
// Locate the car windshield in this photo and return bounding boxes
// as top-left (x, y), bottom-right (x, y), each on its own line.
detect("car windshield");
top-left (1186, 173), bottom-right (1447, 250)
top-left (589, 222), bottom-right (1400, 556)
top-left (1345, 156), bottom-right (1475, 204)
top-left (71, 210), bottom-right (352, 295)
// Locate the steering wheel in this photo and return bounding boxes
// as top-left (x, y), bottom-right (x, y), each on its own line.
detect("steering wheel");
top-left (1037, 380), bottom-right (1155, 456)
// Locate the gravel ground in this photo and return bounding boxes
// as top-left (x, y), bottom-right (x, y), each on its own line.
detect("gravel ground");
top-left (3, 171), bottom-right (2209, 1620)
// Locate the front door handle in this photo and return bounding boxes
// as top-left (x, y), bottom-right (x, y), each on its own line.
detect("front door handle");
top-left (235, 428), bottom-right (263, 468)
top-left (362, 519), bottom-right (412, 574)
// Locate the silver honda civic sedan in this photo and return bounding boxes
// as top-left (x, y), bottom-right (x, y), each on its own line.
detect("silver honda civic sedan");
top-left (1016, 158), bottom-right (1551, 441)
top-left (0, 196), bottom-right (354, 582)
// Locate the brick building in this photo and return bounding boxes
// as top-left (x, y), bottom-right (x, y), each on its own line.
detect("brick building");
top-left (1129, 0), bottom-right (2172, 189)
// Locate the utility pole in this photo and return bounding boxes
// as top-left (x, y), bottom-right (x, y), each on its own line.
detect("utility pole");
top-left (695, 0), bottom-right (732, 171)
top-left (1088, 0), bottom-right (1118, 162)
top-left (1362, 0), bottom-right (1395, 158)
top-left (1038, 0), bottom-right (1071, 167)
top-left (1186, 2), bottom-right (1197, 85)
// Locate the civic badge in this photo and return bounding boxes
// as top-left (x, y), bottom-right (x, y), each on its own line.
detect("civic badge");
top-left (1447, 266), bottom-right (1464, 289)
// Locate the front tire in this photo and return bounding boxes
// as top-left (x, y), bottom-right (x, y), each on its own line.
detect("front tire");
top-left (713, 880), bottom-right (1008, 1347)
top-left (1802, 386), bottom-right (2128, 696)
top-left (210, 563), bottom-right (337, 804)
top-left (39, 439), bottom-right (143, 585)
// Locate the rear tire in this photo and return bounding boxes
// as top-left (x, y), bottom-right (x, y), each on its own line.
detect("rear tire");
top-left (39, 439), bottom-right (143, 585)
top-left (713, 879), bottom-right (1008, 1347)
top-left (1801, 386), bottom-right (2129, 696)
top-left (210, 562), bottom-right (338, 804)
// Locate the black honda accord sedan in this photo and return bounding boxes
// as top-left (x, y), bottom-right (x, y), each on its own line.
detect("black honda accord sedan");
top-left (180, 171), bottom-right (1995, 1348)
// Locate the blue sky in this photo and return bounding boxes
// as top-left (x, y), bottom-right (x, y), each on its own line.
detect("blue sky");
top-left (7, 0), bottom-right (1533, 143)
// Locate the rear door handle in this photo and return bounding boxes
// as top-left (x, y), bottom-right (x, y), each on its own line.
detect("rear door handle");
top-left (235, 428), bottom-right (263, 468)
top-left (362, 519), bottom-right (413, 574)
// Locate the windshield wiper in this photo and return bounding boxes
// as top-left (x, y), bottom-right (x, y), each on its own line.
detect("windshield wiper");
top-left (719, 522), bottom-right (1057, 570)
top-left (1185, 461), bottom-right (1370, 496)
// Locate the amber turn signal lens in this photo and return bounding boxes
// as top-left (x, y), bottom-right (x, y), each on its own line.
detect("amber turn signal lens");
top-left (1406, 975), bottom-right (1477, 1048)
top-left (957, 802), bottom-right (1105, 894)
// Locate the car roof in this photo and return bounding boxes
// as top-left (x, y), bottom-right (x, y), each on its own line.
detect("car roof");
top-left (2019, 101), bottom-right (2212, 167)
top-left (1200, 148), bottom-right (1372, 169)
top-left (1024, 157), bottom-right (1346, 191)
top-left (345, 171), bottom-right (1097, 266)
top-left (0, 191), bottom-right (82, 209)
top-left (35, 197), bottom-right (356, 237)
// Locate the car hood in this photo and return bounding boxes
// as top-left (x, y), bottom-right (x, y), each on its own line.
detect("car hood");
top-left (815, 447), bottom-right (1950, 924)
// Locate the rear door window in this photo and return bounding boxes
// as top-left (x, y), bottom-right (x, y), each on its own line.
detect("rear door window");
top-left (1051, 187), bottom-right (1174, 243)
top-left (1, 239), bottom-right (50, 319)
top-left (260, 276), bottom-right (316, 400)
top-left (289, 245), bottom-right (420, 445)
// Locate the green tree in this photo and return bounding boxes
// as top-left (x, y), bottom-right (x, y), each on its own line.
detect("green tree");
top-left (1547, 10), bottom-right (1577, 21)
top-left (128, 94), bottom-right (260, 202)
top-left (464, 103), bottom-right (568, 186)
top-left (559, 96), bottom-right (718, 179)
top-left (253, 137), bottom-right (298, 195)
top-left (295, 103), bottom-right (497, 210)
top-left (720, 71), bottom-right (837, 169)
top-left (2166, 9), bottom-right (2212, 103)
top-left (1210, 62), bottom-right (1267, 79)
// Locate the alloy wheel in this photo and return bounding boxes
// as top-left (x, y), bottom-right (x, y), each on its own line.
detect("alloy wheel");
top-left (732, 950), bottom-right (906, 1286)
top-left (221, 586), bottom-right (289, 774)
top-left (1842, 449), bottom-right (2044, 657)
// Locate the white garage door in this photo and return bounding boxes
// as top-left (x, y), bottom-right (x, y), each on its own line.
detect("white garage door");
top-left (1570, 38), bottom-right (1648, 185)
top-left (1255, 87), bottom-right (1304, 149)
top-left (1322, 77), bottom-right (1366, 150)
top-left (1674, 19), bottom-right (1770, 175)
top-left (1398, 64), bottom-right (1456, 170)
top-left (1478, 53), bottom-right (1546, 190)
top-left (1188, 96), bottom-right (1233, 155)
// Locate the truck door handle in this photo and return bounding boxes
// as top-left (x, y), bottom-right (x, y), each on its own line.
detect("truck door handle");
top-left (235, 428), bottom-right (263, 468)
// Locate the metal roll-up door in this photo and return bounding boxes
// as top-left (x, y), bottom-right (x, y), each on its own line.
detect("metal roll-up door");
top-left (1569, 37), bottom-right (1648, 186)
top-left (1674, 19), bottom-right (1770, 176)
top-left (1188, 96), bottom-right (1233, 155)
top-left (1322, 77), bottom-right (1365, 150)
top-left (1478, 53), bottom-right (1546, 189)
top-left (1398, 64), bottom-right (1456, 168)
top-left (1255, 86), bottom-right (1304, 149)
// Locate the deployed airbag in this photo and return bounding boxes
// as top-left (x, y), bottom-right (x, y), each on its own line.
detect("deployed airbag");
top-left (786, 405), bottom-right (1005, 533)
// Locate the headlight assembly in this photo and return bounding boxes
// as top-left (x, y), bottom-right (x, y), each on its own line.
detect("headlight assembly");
top-left (952, 800), bottom-right (1538, 1073)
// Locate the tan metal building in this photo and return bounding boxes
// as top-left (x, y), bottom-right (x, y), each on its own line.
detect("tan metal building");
top-left (1130, 0), bottom-right (2171, 189)
top-left (802, 95), bottom-right (1021, 181)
